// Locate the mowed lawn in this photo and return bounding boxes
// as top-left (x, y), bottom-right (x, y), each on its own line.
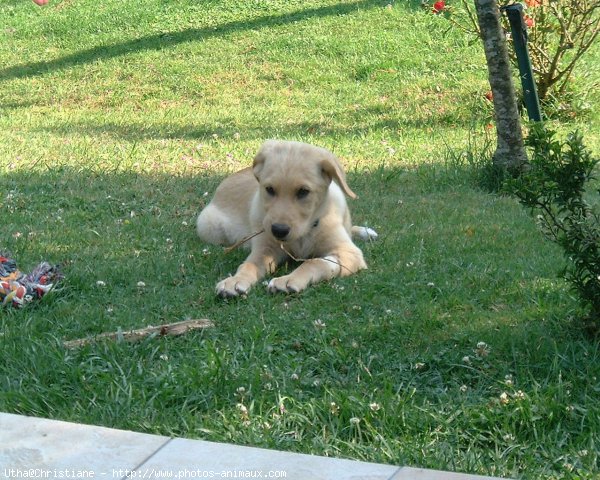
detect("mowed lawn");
top-left (1, 1), bottom-right (599, 478)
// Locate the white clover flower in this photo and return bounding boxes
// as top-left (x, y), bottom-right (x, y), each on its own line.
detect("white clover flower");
top-left (369, 402), bottom-right (381, 412)
top-left (349, 417), bottom-right (361, 425)
top-left (514, 390), bottom-right (526, 400)
top-left (499, 392), bottom-right (509, 405)
top-left (475, 341), bottom-right (490, 357)
top-left (96, 280), bottom-right (106, 287)
top-left (313, 319), bottom-right (326, 329)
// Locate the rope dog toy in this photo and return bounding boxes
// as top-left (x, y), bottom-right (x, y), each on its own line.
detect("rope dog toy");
top-left (0, 253), bottom-right (62, 308)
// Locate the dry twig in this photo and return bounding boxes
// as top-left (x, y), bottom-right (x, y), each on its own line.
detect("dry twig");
top-left (63, 319), bottom-right (214, 349)
top-left (278, 243), bottom-right (353, 275)
top-left (224, 230), bottom-right (265, 254)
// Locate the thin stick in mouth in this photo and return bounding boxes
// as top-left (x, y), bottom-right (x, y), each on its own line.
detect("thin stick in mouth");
top-left (278, 243), bottom-right (353, 275)
top-left (223, 230), bottom-right (265, 254)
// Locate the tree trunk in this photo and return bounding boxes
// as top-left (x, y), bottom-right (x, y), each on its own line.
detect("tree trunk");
top-left (475, 0), bottom-right (527, 171)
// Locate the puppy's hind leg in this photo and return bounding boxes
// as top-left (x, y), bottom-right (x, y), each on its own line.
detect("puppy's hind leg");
top-left (351, 225), bottom-right (378, 242)
top-left (197, 205), bottom-right (240, 246)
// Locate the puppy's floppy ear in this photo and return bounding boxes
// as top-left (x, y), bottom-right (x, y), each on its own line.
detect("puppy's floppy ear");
top-left (321, 156), bottom-right (357, 199)
top-left (252, 145), bottom-right (268, 181)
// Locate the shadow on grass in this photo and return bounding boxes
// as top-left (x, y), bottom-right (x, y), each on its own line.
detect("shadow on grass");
top-left (0, 163), bottom-right (572, 340)
top-left (31, 115), bottom-right (482, 144)
top-left (2, 166), bottom-right (597, 480)
top-left (0, 0), bottom-right (383, 82)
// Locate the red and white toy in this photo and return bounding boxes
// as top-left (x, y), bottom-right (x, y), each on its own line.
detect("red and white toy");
top-left (0, 253), bottom-right (62, 308)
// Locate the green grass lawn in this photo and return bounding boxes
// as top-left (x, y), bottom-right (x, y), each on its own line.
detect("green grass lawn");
top-left (1, 0), bottom-right (599, 478)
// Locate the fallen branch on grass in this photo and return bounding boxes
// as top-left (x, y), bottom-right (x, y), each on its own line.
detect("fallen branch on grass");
top-left (63, 319), bottom-right (214, 349)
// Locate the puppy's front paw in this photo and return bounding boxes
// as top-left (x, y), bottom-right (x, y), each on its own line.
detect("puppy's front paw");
top-left (267, 275), bottom-right (308, 294)
top-left (216, 276), bottom-right (251, 298)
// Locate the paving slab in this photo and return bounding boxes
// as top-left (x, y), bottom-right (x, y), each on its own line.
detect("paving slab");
top-left (391, 467), bottom-right (504, 480)
top-left (138, 437), bottom-right (399, 480)
top-left (0, 413), bottom-right (510, 480)
top-left (0, 413), bottom-right (169, 478)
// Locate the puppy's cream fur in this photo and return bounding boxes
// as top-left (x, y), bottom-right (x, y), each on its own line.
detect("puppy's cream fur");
top-left (197, 140), bottom-right (373, 297)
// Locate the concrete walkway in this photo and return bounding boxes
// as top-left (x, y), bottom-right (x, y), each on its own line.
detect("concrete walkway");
top-left (1, 412), bottom-right (508, 480)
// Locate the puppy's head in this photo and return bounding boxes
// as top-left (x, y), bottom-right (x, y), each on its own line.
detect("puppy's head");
top-left (253, 140), bottom-right (356, 243)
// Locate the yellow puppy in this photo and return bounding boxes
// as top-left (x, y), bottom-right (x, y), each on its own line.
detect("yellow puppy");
top-left (197, 140), bottom-right (376, 297)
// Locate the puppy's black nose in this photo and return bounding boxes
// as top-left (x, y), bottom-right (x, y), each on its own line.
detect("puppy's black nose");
top-left (271, 223), bottom-right (290, 240)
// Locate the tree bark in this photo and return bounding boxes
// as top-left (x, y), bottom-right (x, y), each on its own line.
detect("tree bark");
top-left (475, 0), bottom-right (528, 171)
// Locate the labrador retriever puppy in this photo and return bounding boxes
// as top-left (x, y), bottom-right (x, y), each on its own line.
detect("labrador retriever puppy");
top-left (196, 140), bottom-right (375, 297)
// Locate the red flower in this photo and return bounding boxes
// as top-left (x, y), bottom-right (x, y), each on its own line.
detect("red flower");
top-left (524, 15), bottom-right (535, 27)
top-left (432, 0), bottom-right (445, 13)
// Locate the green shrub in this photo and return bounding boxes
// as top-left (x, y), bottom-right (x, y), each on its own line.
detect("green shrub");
top-left (505, 125), bottom-right (600, 331)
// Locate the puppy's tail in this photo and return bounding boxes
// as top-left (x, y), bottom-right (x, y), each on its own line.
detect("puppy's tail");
top-left (351, 226), bottom-right (378, 242)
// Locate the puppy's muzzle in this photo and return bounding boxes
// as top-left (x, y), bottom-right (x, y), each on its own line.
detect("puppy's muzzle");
top-left (271, 223), bottom-right (291, 240)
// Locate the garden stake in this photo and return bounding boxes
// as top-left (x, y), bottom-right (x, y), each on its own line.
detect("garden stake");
top-left (501, 3), bottom-right (542, 122)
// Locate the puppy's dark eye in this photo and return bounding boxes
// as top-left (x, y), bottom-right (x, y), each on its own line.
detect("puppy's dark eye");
top-left (265, 186), bottom-right (276, 196)
top-left (296, 188), bottom-right (310, 200)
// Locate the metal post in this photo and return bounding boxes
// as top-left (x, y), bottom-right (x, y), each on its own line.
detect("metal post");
top-left (501, 3), bottom-right (542, 122)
